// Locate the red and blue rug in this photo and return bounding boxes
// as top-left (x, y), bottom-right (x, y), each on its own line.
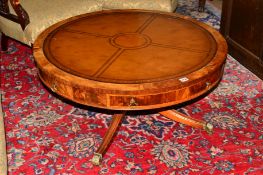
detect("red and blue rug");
top-left (1, 0), bottom-right (263, 174)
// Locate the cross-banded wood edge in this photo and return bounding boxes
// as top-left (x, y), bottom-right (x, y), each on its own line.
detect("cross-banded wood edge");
top-left (91, 112), bottom-right (126, 165)
top-left (33, 10), bottom-right (227, 165)
top-left (33, 10), bottom-right (227, 111)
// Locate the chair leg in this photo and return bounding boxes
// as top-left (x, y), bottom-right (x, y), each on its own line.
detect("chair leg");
top-left (1, 33), bottom-right (8, 52)
top-left (198, 0), bottom-right (206, 12)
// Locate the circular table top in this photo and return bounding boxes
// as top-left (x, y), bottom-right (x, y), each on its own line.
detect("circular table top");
top-left (33, 10), bottom-right (227, 110)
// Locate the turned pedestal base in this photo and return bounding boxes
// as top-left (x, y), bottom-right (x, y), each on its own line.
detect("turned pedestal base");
top-left (91, 109), bottom-right (213, 165)
top-left (32, 10), bottom-right (226, 167)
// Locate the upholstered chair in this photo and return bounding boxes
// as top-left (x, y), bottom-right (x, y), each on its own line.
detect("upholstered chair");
top-left (0, 0), bottom-right (209, 51)
top-left (102, 0), bottom-right (177, 12)
top-left (0, 0), bottom-right (179, 51)
top-left (0, 0), bottom-right (104, 49)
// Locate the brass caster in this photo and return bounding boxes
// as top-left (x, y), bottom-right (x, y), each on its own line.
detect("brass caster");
top-left (91, 153), bottom-right (102, 166)
top-left (203, 123), bottom-right (213, 135)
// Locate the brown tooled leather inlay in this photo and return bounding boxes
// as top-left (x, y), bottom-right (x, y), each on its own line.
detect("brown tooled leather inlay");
top-left (43, 12), bottom-right (217, 84)
top-left (110, 33), bottom-right (151, 49)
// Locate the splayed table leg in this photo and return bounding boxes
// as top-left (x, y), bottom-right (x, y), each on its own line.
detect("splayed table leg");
top-left (91, 112), bottom-right (125, 165)
top-left (159, 109), bottom-right (213, 134)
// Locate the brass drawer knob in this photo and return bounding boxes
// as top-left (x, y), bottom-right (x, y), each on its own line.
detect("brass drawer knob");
top-left (129, 97), bottom-right (138, 106)
top-left (206, 82), bottom-right (211, 89)
top-left (51, 82), bottom-right (58, 92)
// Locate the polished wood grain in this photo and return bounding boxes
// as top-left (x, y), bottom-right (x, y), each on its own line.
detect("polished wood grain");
top-left (33, 10), bottom-right (227, 165)
top-left (220, 0), bottom-right (263, 79)
top-left (160, 109), bottom-right (206, 129)
top-left (91, 112), bottom-right (125, 165)
top-left (34, 10), bottom-right (227, 111)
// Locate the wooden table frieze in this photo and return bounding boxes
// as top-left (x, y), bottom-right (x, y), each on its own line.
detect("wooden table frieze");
top-left (33, 10), bottom-right (227, 165)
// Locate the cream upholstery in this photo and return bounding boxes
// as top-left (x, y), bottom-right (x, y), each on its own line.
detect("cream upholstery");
top-left (0, 0), bottom-right (177, 46)
top-left (0, 93), bottom-right (7, 175)
top-left (23, 0), bottom-right (103, 45)
top-left (0, 18), bottom-right (28, 44)
top-left (103, 0), bottom-right (177, 12)
top-left (0, 0), bottom-right (103, 45)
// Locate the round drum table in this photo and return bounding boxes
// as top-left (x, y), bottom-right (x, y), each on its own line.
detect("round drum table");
top-left (33, 10), bottom-right (227, 165)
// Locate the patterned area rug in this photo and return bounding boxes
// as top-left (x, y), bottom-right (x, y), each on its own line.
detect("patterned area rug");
top-left (1, 0), bottom-right (263, 174)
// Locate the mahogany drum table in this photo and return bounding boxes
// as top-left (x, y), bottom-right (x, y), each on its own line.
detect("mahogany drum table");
top-left (33, 10), bottom-right (227, 165)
